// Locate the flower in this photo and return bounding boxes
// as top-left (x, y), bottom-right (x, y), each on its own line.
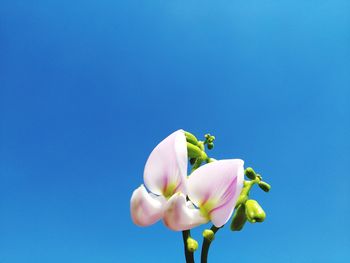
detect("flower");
top-left (130, 130), bottom-right (188, 226)
top-left (163, 159), bottom-right (244, 231)
top-left (130, 129), bottom-right (244, 231)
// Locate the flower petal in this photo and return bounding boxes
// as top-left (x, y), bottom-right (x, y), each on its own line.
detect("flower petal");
top-left (163, 193), bottom-right (209, 231)
top-left (143, 130), bottom-right (188, 197)
top-left (187, 159), bottom-right (244, 227)
top-left (130, 185), bottom-right (167, 226)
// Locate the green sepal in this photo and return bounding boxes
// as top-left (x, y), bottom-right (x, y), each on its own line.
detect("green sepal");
top-left (244, 167), bottom-right (256, 180)
top-left (245, 200), bottom-right (266, 223)
top-left (258, 181), bottom-right (271, 192)
top-left (186, 237), bottom-right (198, 252)
top-left (185, 131), bottom-right (199, 146)
top-left (230, 204), bottom-right (247, 231)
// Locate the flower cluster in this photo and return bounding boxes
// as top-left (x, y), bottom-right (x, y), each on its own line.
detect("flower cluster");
top-left (130, 129), bottom-right (244, 231)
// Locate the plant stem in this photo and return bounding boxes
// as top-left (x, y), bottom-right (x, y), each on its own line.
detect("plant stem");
top-left (200, 225), bottom-right (221, 263)
top-left (182, 230), bottom-right (195, 263)
top-left (182, 139), bottom-right (208, 263)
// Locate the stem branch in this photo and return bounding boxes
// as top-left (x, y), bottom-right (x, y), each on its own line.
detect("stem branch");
top-left (182, 230), bottom-right (195, 263)
top-left (201, 226), bottom-right (221, 263)
top-left (182, 137), bottom-right (211, 263)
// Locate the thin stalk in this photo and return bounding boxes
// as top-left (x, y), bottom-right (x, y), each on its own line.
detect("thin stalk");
top-left (182, 156), bottom-right (204, 263)
top-left (200, 225), bottom-right (220, 263)
top-left (182, 140), bottom-right (208, 263)
top-left (182, 230), bottom-right (195, 263)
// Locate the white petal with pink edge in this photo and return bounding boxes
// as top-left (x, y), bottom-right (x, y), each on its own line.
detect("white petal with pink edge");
top-left (163, 193), bottom-right (209, 231)
top-left (143, 130), bottom-right (188, 197)
top-left (130, 185), bottom-right (167, 226)
top-left (187, 159), bottom-right (244, 227)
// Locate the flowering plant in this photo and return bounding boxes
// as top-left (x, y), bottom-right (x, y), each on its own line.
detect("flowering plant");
top-left (130, 130), bottom-right (271, 262)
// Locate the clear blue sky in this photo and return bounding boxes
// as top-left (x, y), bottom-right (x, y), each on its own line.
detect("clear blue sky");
top-left (1, 0), bottom-right (349, 262)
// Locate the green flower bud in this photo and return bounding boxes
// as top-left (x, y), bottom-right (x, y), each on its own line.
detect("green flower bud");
top-left (200, 150), bottom-right (208, 160)
top-left (245, 200), bottom-right (266, 223)
top-left (205, 134), bottom-right (215, 144)
top-left (186, 237), bottom-right (198, 252)
top-left (197, 141), bottom-right (205, 151)
top-left (207, 142), bottom-right (214, 150)
top-left (230, 204), bottom-right (247, 231)
top-left (185, 132), bottom-right (199, 146)
top-left (187, 142), bottom-right (203, 159)
top-left (258, 181), bottom-right (271, 192)
top-left (244, 167), bottom-right (256, 180)
top-left (202, 229), bottom-right (215, 241)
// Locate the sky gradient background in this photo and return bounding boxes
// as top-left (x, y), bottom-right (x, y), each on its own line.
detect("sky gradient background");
top-left (1, 0), bottom-right (349, 262)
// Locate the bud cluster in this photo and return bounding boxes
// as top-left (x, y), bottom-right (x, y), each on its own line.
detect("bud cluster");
top-left (230, 167), bottom-right (271, 231)
top-left (204, 133), bottom-right (215, 150)
top-left (185, 131), bottom-right (211, 169)
top-left (182, 131), bottom-right (271, 263)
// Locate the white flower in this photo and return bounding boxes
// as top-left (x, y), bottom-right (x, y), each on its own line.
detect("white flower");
top-left (130, 130), bottom-right (244, 231)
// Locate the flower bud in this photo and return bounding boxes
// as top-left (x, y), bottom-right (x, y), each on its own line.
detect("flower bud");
top-left (230, 204), bottom-right (247, 231)
top-left (186, 237), bottom-right (198, 252)
top-left (187, 142), bottom-right (203, 159)
top-left (245, 200), bottom-right (266, 223)
top-left (258, 181), bottom-right (271, 192)
top-left (202, 229), bottom-right (215, 242)
top-left (205, 134), bottom-right (215, 143)
top-left (207, 142), bottom-right (214, 150)
top-left (197, 141), bottom-right (205, 151)
top-left (244, 167), bottom-right (256, 180)
top-left (185, 131), bottom-right (199, 146)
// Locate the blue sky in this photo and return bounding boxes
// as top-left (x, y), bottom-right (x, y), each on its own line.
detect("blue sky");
top-left (0, 0), bottom-right (349, 262)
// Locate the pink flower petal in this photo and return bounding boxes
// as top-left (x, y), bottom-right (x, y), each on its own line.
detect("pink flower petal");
top-left (187, 159), bottom-right (244, 227)
top-left (130, 185), bottom-right (167, 226)
top-left (163, 193), bottom-right (209, 231)
top-left (143, 130), bottom-right (188, 197)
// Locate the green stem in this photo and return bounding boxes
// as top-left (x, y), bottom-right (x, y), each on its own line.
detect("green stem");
top-left (182, 230), bottom-right (195, 263)
top-left (201, 225), bottom-right (221, 263)
top-left (235, 177), bottom-right (261, 208)
top-left (182, 159), bottom-right (201, 263)
top-left (182, 137), bottom-right (211, 263)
